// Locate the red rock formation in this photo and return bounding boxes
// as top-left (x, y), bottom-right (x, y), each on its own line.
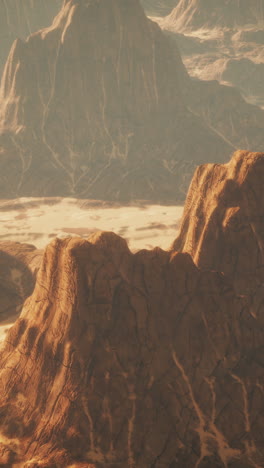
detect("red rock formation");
top-left (0, 232), bottom-right (263, 466)
top-left (0, 241), bottom-right (42, 321)
top-left (172, 150), bottom-right (264, 298)
top-left (0, 0), bottom-right (231, 202)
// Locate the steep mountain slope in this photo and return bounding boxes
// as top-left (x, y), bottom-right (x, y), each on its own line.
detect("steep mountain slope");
top-left (0, 0), bottom-right (62, 77)
top-left (212, 57), bottom-right (264, 108)
top-left (173, 151), bottom-right (264, 299)
top-left (0, 233), bottom-right (263, 466)
top-left (182, 54), bottom-right (264, 108)
top-left (0, 0), bottom-right (232, 202)
top-left (183, 79), bottom-right (264, 152)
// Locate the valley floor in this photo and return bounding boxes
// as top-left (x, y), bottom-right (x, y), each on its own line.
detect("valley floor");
top-left (0, 198), bottom-right (183, 252)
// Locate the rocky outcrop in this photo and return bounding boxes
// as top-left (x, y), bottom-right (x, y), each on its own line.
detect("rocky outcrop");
top-left (0, 0), bottom-right (233, 202)
top-left (0, 232), bottom-right (263, 466)
top-left (0, 0), bottom-right (62, 77)
top-left (162, 0), bottom-right (264, 32)
top-left (172, 150), bottom-right (264, 298)
top-left (0, 241), bottom-right (42, 322)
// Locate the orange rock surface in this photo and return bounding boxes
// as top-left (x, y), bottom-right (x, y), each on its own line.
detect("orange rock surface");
top-left (173, 151), bottom-right (264, 298)
top-left (0, 230), bottom-right (262, 466)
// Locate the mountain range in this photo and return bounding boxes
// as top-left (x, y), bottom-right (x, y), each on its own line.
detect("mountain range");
top-left (156, 0), bottom-right (264, 108)
top-left (1, 2), bottom-right (264, 465)
top-left (1, 0), bottom-right (264, 202)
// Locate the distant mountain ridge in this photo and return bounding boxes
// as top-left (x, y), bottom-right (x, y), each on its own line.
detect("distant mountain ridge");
top-left (163, 0), bottom-right (264, 31)
top-left (155, 0), bottom-right (264, 112)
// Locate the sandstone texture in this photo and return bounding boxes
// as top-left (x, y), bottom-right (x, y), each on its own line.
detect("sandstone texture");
top-left (0, 230), bottom-right (263, 466)
top-left (173, 151), bottom-right (264, 299)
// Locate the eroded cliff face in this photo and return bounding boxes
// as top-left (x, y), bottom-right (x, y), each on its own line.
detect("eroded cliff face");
top-left (0, 241), bottom-right (42, 322)
top-left (173, 151), bottom-right (264, 299)
top-left (0, 232), bottom-right (263, 467)
top-left (0, 0), bottom-right (232, 202)
top-left (0, 0), bottom-right (62, 76)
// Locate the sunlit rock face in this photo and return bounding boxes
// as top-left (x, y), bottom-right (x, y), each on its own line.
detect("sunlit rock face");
top-left (163, 0), bottom-right (264, 31)
top-left (0, 0), bottom-right (232, 202)
top-left (173, 151), bottom-right (264, 299)
top-left (0, 0), bottom-right (62, 77)
top-left (0, 241), bottom-right (42, 321)
top-left (0, 232), bottom-right (263, 467)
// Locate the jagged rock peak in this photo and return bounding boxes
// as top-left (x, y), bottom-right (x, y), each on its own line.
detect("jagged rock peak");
top-left (0, 0), bottom-right (183, 131)
top-left (172, 150), bottom-right (264, 296)
top-left (0, 230), bottom-right (263, 466)
top-left (163, 0), bottom-right (264, 31)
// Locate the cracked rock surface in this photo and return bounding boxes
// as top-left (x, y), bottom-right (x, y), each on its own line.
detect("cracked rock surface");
top-left (173, 150), bottom-right (264, 299)
top-left (0, 228), bottom-right (263, 466)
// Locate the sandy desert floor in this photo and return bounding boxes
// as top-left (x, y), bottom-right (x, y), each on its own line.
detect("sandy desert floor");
top-left (0, 197), bottom-right (183, 251)
top-left (0, 198), bottom-right (183, 342)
